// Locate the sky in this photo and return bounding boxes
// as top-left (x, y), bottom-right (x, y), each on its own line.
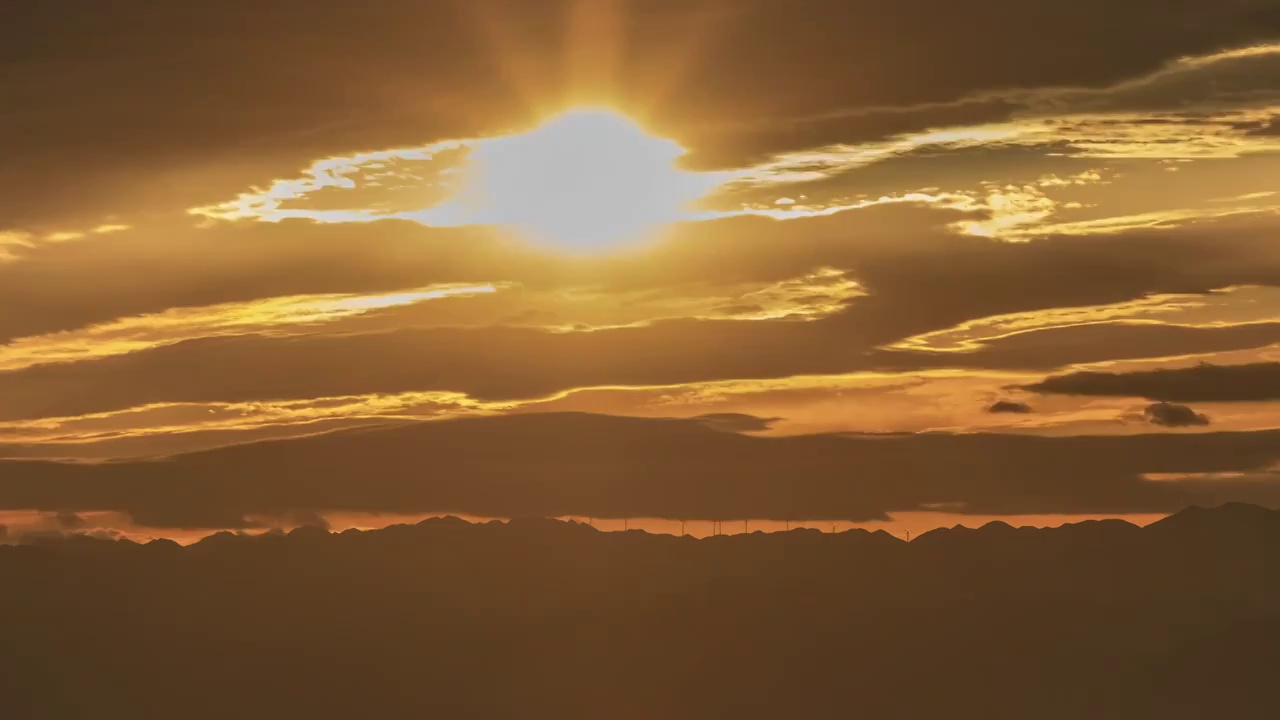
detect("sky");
top-left (4, 0), bottom-right (1280, 539)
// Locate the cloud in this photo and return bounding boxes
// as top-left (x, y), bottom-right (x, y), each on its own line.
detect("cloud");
top-left (681, 13), bottom-right (1280, 169)
top-left (15, 528), bottom-right (124, 544)
top-left (5, 210), bottom-right (1280, 423)
top-left (679, 97), bottom-right (1024, 170)
top-left (1144, 402), bottom-right (1211, 427)
top-left (0, 283), bottom-right (500, 371)
top-left (693, 413), bottom-right (780, 432)
top-left (53, 511), bottom-right (87, 530)
top-left (1033, 44), bottom-right (1280, 116)
top-left (3, 413), bottom-right (1280, 527)
top-left (126, 41), bottom-right (1280, 250)
top-left (893, 288), bottom-right (1250, 354)
top-left (186, 104), bottom-right (1280, 244)
top-left (5, 1), bottom-right (1280, 546)
top-left (0, 218), bottom-right (592, 344)
top-left (0, 211), bottom-right (882, 344)
top-left (988, 400), bottom-right (1033, 414)
top-left (1027, 362), bottom-right (1280, 402)
top-left (913, 323), bottom-right (1280, 375)
top-left (739, 108), bottom-right (1280, 209)
top-left (276, 509), bottom-right (331, 531)
top-left (3, 316), bottom-right (1271, 425)
top-left (4, 1), bottom-right (1278, 230)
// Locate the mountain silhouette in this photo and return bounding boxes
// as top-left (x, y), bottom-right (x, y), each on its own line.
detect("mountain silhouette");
top-left (2, 504), bottom-right (1278, 719)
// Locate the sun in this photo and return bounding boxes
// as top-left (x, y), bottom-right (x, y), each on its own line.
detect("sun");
top-left (452, 108), bottom-right (720, 251)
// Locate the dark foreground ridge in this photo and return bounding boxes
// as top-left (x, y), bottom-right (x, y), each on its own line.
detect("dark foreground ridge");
top-left (4, 504), bottom-right (1279, 719)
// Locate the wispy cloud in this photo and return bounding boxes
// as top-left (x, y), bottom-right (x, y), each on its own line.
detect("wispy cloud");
top-left (894, 286), bottom-right (1280, 354)
top-left (0, 283), bottom-right (500, 371)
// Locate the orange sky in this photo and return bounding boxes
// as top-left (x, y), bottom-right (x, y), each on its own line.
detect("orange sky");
top-left (3, 1), bottom-right (1280, 541)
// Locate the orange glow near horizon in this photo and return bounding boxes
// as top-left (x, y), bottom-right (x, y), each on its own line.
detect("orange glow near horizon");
top-left (0, 510), bottom-right (1169, 547)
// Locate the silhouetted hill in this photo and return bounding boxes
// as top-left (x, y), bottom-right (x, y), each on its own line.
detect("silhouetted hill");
top-left (4, 412), bottom-right (1280, 527)
top-left (2, 504), bottom-right (1278, 719)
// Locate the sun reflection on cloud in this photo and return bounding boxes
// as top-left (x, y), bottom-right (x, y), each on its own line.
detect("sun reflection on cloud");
top-left (180, 44), bottom-right (1280, 252)
top-left (192, 108), bottom-right (730, 251)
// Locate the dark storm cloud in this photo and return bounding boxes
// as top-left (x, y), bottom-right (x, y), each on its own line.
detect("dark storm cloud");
top-left (1144, 402), bottom-right (1211, 428)
top-left (3, 0), bottom-right (1277, 227)
top-left (988, 401), bottom-right (1033, 414)
top-left (2, 413), bottom-right (1280, 527)
top-left (1027, 362), bottom-right (1280, 403)
top-left (5, 211), bottom-right (1280, 421)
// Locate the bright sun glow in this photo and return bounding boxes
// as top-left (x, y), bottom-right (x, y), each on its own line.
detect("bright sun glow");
top-left (449, 109), bottom-right (720, 251)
